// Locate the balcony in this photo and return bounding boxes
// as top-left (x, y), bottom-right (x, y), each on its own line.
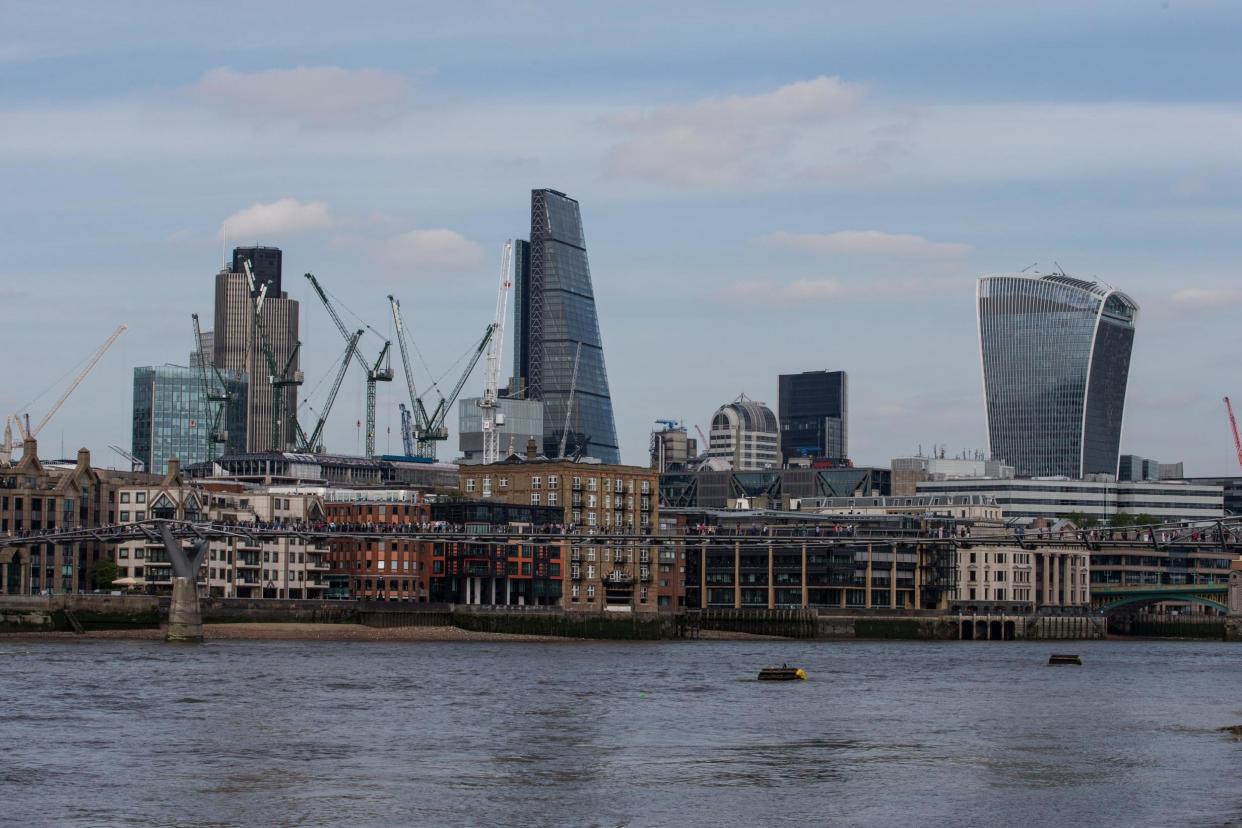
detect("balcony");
top-left (604, 572), bottom-right (634, 586)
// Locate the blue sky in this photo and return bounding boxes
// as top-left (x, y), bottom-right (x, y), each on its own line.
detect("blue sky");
top-left (3, 0), bottom-right (1241, 473)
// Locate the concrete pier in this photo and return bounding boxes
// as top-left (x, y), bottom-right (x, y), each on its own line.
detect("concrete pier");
top-left (159, 525), bottom-right (209, 643)
top-left (166, 578), bottom-right (203, 642)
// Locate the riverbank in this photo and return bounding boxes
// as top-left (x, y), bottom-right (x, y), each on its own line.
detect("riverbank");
top-left (0, 622), bottom-right (799, 643)
top-left (0, 623), bottom-right (566, 642)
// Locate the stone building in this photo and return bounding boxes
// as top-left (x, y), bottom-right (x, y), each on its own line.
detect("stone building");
top-left (1, 438), bottom-right (149, 594)
top-left (706, 394), bottom-right (780, 471)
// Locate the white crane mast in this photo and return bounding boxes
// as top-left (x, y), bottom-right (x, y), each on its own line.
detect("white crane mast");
top-left (558, 342), bottom-right (583, 460)
top-left (5, 324), bottom-right (127, 461)
top-left (479, 241), bottom-right (513, 466)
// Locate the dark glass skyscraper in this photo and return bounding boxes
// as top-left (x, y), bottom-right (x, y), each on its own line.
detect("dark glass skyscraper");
top-left (232, 246), bottom-right (282, 298)
top-left (977, 273), bottom-right (1138, 478)
top-left (511, 190), bottom-right (620, 464)
top-left (778, 370), bottom-right (848, 463)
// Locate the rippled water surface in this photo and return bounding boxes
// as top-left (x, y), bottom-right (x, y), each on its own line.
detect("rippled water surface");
top-left (2, 638), bottom-right (1241, 827)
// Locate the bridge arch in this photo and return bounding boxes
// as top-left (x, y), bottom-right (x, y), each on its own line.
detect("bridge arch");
top-left (1098, 594), bottom-right (1228, 615)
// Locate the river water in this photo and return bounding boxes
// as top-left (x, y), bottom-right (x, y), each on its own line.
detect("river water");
top-left (2, 638), bottom-right (1240, 828)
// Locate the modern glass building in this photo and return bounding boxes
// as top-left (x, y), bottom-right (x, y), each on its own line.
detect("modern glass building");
top-left (132, 364), bottom-right (247, 474)
top-left (977, 273), bottom-right (1138, 479)
top-left (511, 189), bottom-right (621, 464)
top-left (456, 396), bottom-right (546, 464)
top-left (778, 370), bottom-right (848, 464)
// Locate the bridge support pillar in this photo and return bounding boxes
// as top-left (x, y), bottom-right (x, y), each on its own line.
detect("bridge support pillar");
top-left (167, 577), bottom-right (203, 642)
top-left (159, 525), bottom-right (209, 644)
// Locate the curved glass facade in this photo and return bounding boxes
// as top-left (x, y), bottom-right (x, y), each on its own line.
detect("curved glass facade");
top-left (512, 190), bottom-right (621, 464)
top-left (977, 274), bottom-right (1137, 478)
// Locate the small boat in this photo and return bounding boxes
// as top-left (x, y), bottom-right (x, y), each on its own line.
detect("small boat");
top-left (758, 664), bottom-right (807, 681)
top-left (1047, 654), bottom-right (1083, 666)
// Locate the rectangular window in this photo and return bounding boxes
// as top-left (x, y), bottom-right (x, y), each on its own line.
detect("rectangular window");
top-left (465, 479), bottom-right (476, 492)
top-left (531, 493), bottom-right (541, 505)
top-left (120, 493), bottom-right (130, 504)
top-left (531, 476), bottom-right (542, 489)
top-left (548, 475), bottom-right (558, 489)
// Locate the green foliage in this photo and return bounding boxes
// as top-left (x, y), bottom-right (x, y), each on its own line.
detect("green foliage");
top-left (1066, 511), bottom-right (1098, 529)
top-left (1134, 513), bottom-right (1158, 526)
top-left (1111, 512), bottom-right (1135, 527)
top-left (87, 559), bottom-right (119, 591)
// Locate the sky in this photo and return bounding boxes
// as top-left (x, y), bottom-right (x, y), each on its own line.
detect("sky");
top-left (2, 0), bottom-right (1241, 474)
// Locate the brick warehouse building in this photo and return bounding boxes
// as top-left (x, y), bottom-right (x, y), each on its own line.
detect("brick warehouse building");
top-left (324, 491), bottom-right (430, 601)
top-left (457, 444), bottom-right (662, 612)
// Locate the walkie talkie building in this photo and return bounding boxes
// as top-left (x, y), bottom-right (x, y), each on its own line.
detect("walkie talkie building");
top-left (977, 273), bottom-right (1138, 479)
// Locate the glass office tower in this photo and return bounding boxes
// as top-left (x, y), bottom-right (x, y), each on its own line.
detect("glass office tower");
top-left (132, 364), bottom-right (247, 474)
top-left (511, 189), bottom-right (621, 464)
top-left (778, 370), bottom-right (848, 464)
top-left (977, 273), bottom-right (1138, 479)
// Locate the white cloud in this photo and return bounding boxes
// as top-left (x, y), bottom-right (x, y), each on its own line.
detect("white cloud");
top-left (378, 229), bottom-right (483, 269)
top-left (605, 76), bottom-right (863, 187)
top-left (189, 66), bottom-right (409, 126)
top-left (220, 198), bottom-right (333, 240)
top-left (758, 230), bottom-right (971, 257)
top-left (1169, 287), bottom-right (1242, 310)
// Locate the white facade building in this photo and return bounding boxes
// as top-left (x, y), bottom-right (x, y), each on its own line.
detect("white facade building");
top-left (113, 480), bottom-right (330, 598)
top-left (707, 394), bottom-right (780, 471)
top-left (917, 478), bottom-right (1224, 523)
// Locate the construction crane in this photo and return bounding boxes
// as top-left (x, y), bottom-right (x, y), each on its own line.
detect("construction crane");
top-left (191, 313), bottom-right (237, 457)
top-left (304, 273), bottom-right (393, 457)
top-left (243, 260), bottom-right (305, 451)
top-left (557, 342), bottom-right (584, 459)
top-left (300, 329), bottom-right (363, 453)
top-left (479, 241), bottom-right (513, 465)
top-left (4, 324), bottom-right (127, 461)
top-left (398, 403), bottom-right (415, 456)
top-left (388, 294), bottom-right (495, 460)
top-left (694, 424), bottom-right (709, 450)
top-left (108, 445), bottom-right (145, 473)
top-left (1225, 397), bottom-right (1242, 472)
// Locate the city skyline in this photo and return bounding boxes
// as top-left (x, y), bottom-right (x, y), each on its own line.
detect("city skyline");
top-left (3, 2), bottom-right (1241, 473)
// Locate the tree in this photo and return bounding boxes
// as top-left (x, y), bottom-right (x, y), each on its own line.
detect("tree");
top-left (1067, 511), bottom-right (1098, 529)
top-left (1112, 512), bottom-right (1135, 528)
top-left (88, 559), bottom-right (119, 592)
top-left (1134, 513), bottom-right (1158, 526)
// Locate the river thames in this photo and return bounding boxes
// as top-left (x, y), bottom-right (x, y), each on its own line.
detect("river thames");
top-left (2, 638), bottom-right (1240, 827)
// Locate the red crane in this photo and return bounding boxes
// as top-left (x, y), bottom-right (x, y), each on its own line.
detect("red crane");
top-left (1225, 397), bottom-right (1242, 471)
